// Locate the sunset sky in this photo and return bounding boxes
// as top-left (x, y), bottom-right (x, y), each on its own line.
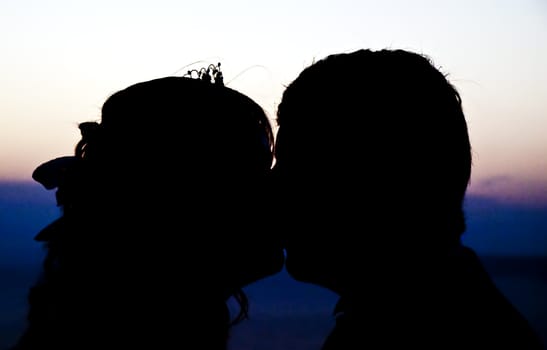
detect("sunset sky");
top-left (2, 0), bottom-right (546, 204)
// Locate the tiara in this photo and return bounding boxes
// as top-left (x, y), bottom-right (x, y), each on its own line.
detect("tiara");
top-left (184, 62), bottom-right (224, 86)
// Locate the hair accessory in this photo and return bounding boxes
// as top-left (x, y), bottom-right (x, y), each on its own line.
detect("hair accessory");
top-left (185, 62), bottom-right (224, 86)
top-left (32, 156), bottom-right (79, 190)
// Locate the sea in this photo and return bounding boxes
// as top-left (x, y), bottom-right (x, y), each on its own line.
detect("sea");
top-left (1, 182), bottom-right (546, 349)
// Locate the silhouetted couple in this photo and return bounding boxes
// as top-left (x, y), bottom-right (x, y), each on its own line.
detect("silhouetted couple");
top-left (12, 50), bottom-right (543, 349)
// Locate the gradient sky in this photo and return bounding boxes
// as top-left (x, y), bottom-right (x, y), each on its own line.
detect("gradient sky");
top-left (2, 0), bottom-right (546, 204)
